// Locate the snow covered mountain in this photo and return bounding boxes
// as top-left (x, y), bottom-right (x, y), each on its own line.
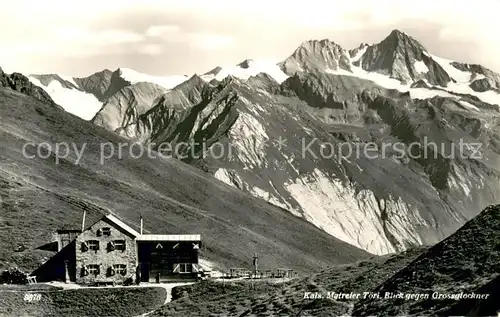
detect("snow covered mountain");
top-left (279, 39), bottom-right (352, 74)
top-left (28, 68), bottom-right (189, 120)
top-left (126, 71), bottom-right (500, 255)
top-left (279, 30), bottom-right (500, 107)
top-left (201, 59), bottom-right (289, 84)
top-left (26, 29), bottom-right (500, 255)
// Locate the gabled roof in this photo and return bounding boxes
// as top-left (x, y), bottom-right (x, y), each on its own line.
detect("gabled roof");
top-left (104, 214), bottom-right (141, 237)
top-left (136, 234), bottom-right (201, 242)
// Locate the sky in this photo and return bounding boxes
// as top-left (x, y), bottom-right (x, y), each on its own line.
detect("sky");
top-left (1, 0), bottom-right (499, 77)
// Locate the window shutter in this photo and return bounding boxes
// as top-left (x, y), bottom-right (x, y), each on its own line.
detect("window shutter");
top-left (108, 242), bottom-right (115, 251)
top-left (192, 264), bottom-right (199, 272)
top-left (96, 265), bottom-right (100, 275)
top-left (81, 242), bottom-right (88, 252)
top-left (173, 264), bottom-right (180, 273)
top-left (123, 242), bottom-right (126, 251)
top-left (96, 242), bottom-right (100, 250)
top-left (81, 266), bottom-right (89, 276)
top-left (96, 229), bottom-right (102, 236)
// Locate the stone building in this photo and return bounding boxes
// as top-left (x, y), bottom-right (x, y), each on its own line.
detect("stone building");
top-left (75, 214), bottom-right (139, 284)
top-left (32, 213), bottom-right (202, 284)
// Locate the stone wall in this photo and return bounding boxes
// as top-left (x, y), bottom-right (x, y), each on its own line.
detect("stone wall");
top-left (75, 218), bottom-right (137, 284)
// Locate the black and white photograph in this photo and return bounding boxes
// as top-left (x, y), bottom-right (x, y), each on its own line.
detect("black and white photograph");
top-left (0, 0), bottom-right (499, 316)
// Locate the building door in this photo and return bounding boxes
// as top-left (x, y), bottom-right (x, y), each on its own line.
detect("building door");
top-left (140, 262), bottom-right (150, 282)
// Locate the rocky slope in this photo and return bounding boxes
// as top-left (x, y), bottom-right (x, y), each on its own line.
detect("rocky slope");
top-left (91, 81), bottom-right (168, 133)
top-left (1, 68), bottom-right (59, 107)
top-left (104, 67), bottom-right (500, 256)
top-left (279, 39), bottom-right (352, 74)
top-left (355, 29), bottom-right (452, 86)
top-left (29, 30), bottom-right (500, 257)
top-left (73, 69), bottom-right (125, 101)
top-left (0, 80), bottom-right (370, 273)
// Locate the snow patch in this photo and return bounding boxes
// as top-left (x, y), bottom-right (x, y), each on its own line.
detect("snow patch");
top-left (409, 88), bottom-right (455, 100)
top-left (459, 101), bottom-right (480, 112)
top-left (330, 50), bottom-right (500, 106)
top-left (28, 76), bottom-right (102, 120)
top-left (326, 66), bottom-right (454, 100)
top-left (429, 54), bottom-right (500, 106)
top-left (203, 60), bottom-right (289, 84)
top-left (413, 60), bottom-right (428, 74)
top-left (444, 81), bottom-right (500, 106)
top-left (430, 54), bottom-right (472, 83)
top-left (328, 61), bottom-right (499, 106)
top-left (350, 46), bottom-right (368, 63)
top-left (119, 68), bottom-right (189, 90)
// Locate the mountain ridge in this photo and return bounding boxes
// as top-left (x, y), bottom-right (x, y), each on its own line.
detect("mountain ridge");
top-left (12, 29), bottom-right (500, 256)
top-left (0, 84), bottom-right (371, 273)
top-left (25, 29), bottom-right (500, 123)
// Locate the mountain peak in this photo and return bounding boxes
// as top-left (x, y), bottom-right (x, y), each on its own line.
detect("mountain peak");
top-left (279, 38), bottom-right (351, 75)
top-left (246, 72), bottom-right (280, 93)
top-left (1, 69), bottom-right (59, 106)
top-left (203, 66), bottom-right (223, 76)
top-left (237, 59), bottom-right (255, 69)
top-left (380, 29), bottom-right (425, 51)
top-left (388, 29), bottom-right (406, 37)
top-left (298, 39), bottom-right (343, 51)
top-left (175, 73), bottom-right (206, 90)
top-left (357, 30), bottom-right (451, 86)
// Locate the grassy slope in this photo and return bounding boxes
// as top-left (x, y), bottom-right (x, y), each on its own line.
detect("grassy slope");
top-left (150, 204), bottom-right (500, 316)
top-left (0, 286), bottom-right (165, 317)
top-left (152, 248), bottom-right (425, 316)
top-left (0, 87), bottom-right (370, 273)
top-left (443, 275), bottom-right (500, 316)
top-left (352, 204), bottom-right (500, 316)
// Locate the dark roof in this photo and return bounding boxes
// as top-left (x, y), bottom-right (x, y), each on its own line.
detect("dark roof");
top-left (104, 214), bottom-right (141, 237)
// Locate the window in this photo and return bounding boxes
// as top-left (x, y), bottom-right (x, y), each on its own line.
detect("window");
top-left (113, 264), bottom-right (127, 275)
top-left (113, 240), bottom-right (126, 251)
top-left (179, 263), bottom-right (192, 273)
top-left (87, 240), bottom-right (99, 251)
top-left (87, 264), bottom-right (100, 275)
top-left (102, 227), bottom-right (111, 236)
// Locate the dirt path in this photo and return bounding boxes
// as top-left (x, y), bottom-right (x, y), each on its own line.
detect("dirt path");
top-left (136, 282), bottom-right (195, 316)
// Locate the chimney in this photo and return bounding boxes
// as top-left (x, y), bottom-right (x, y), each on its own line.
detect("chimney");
top-left (140, 215), bottom-right (143, 235)
top-left (81, 209), bottom-right (86, 232)
top-left (253, 253), bottom-right (258, 273)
